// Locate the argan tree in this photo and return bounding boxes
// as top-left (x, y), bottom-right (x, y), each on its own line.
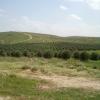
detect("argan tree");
top-left (80, 51), bottom-right (89, 61)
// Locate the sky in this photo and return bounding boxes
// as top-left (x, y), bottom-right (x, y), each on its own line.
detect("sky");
top-left (0, 0), bottom-right (100, 37)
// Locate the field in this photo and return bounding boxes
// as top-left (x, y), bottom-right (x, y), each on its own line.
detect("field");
top-left (1, 0), bottom-right (100, 98)
top-left (0, 57), bottom-right (100, 78)
top-left (0, 32), bottom-right (100, 100)
top-left (0, 57), bottom-right (100, 100)
top-left (0, 75), bottom-right (100, 100)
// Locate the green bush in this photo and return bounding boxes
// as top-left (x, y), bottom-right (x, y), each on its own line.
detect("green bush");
top-left (60, 50), bottom-right (71, 60)
top-left (80, 52), bottom-right (89, 61)
top-left (23, 51), bottom-right (33, 57)
top-left (90, 52), bottom-right (99, 60)
top-left (36, 51), bottom-right (43, 57)
top-left (73, 51), bottom-right (80, 59)
top-left (57, 51), bottom-right (62, 58)
top-left (21, 65), bottom-right (30, 70)
top-left (43, 51), bottom-right (53, 58)
top-left (0, 50), bottom-right (7, 56)
top-left (11, 51), bottom-right (22, 57)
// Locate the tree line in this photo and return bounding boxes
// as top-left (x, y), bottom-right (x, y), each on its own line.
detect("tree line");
top-left (36, 50), bottom-right (100, 61)
top-left (0, 48), bottom-right (100, 61)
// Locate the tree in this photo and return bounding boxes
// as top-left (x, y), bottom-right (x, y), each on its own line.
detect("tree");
top-left (43, 51), bottom-right (53, 58)
top-left (57, 51), bottom-right (62, 58)
top-left (60, 50), bottom-right (71, 60)
top-left (73, 51), bottom-right (80, 59)
top-left (90, 52), bottom-right (99, 60)
top-left (80, 52), bottom-right (89, 61)
top-left (11, 51), bottom-right (22, 57)
top-left (0, 50), bottom-right (7, 56)
top-left (36, 51), bottom-right (43, 57)
top-left (23, 51), bottom-right (33, 57)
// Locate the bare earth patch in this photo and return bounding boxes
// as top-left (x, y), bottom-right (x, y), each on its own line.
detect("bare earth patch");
top-left (18, 70), bottom-right (100, 90)
top-left (0, 96), bottom-right (10, 100)
top-left (36, 75), bottom-right (100, 90)
top-left (1, 69), bottom-right (100, 90)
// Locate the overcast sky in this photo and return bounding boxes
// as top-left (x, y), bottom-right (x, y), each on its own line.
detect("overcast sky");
top-left (0, 0), bottom-right (100, 36)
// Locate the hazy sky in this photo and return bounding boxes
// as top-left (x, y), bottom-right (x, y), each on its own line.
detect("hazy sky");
top-left (0, 0), bottom-right (100, 36)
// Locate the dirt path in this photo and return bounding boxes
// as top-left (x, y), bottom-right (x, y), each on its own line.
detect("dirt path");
top-left (17, 33), bottom-right (33, 43)
top-left (0, 96), bottom-right (10, 100)
top-left (23, 33), bottom-right (32, 40)
top-left (36, 75), bottom-right (100, 90)
top-left (18, 70), bottom-right (100, 90)
top-left (1, 69), bottom-right (100, 90)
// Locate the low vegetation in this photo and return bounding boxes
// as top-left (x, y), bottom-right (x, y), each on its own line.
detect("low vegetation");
top-left (0, 57), bottom-right (100, 78)
top-left (0, 74), bottom-right (100, 100)
top-left (0, 48), bottom-right (100, 62)
top-left (0, 32), bottom-right (100, 100)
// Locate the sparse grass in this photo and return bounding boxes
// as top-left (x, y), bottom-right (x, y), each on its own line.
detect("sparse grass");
top-left (0, 32), bottom-right (100, 100)
top-left (37, 88), bottom-right (100, 100)
top-left (0, 74), bottom-right (38, 96)
top-left (0, 57), bottom-right (100, 99)
top-left (0, 32), bottom-right (29, 44)
top-left (0, 57), bottom-right (100, 78)
top-left (21, 65), bottom-right (31, 70)
top-left (0, 74), bottom-right (100, 100)
top-left (84, 60), bottom-right (100, 70)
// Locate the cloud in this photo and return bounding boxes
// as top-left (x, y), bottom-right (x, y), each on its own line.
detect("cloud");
top-left (68, 0), bottom-right (100, 10)
top-left (60, 5), bottom-right (68, 10)
top-left (62, 0), bottom-right (100, 10)
top-left (86, 0), bottom-right (100, 10)
top-left (69, 14), bottom-right (82, 21)
top-left (0, 16), bottom-right (100, 37)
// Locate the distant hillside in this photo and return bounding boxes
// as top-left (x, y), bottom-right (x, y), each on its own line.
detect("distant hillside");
top-left (64, 36), bottom-right (100, 44)
top-left (0, 32), bottom-right (100, 44)
top-left (0, 32), bottom-right (29, 44)
top-left (0, 32), bottom-right (64, 44)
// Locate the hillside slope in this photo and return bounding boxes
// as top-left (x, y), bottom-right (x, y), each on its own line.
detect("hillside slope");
top-left (0, 32), bottom-right (64, 44)
top-left (64, 36), bottom-right (100, 44)
top-left (0, 32), bottom-right (29, 44)
top-left (0, 32), bottom-right (100, 44)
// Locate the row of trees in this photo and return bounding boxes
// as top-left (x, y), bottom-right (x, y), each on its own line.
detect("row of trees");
top-left (36, 50), bottom-right (100, 61)
top-left (0, 49), bottom-right (100, 61)
top-left (73, 51), bottom-right (100, 61)
top-left (0, 50), bottom-right (34, 57)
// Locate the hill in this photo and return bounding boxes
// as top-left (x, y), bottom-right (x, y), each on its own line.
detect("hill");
top-left (0, 32), bottom-right (100, 44)
top-left (64, 36), bottom-right (100, 44)
top-left (0, 32), bottom-right (63, 44)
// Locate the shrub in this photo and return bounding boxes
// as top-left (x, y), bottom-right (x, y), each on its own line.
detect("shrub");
top-left (98, 55), bottom-right (100, 60)
top-left (90, 52), bottom-right (99, 60)
top-left (73, 51), bottom-right (80, 59)
top-left (54, 52), bottom-right (58, 57)
top-left (11, 51), bottom-right (22, 57)
top-left (57, 51), bottom-right (62, 58)
top-left (80, 51), bottom-right (89, 61)
top-left (9, 74), bottom-right (17, 78)
top-left (92, 66), bottom-right (97, 69)
top-left (36, 51), bottom-right (43, 57)
top-left (21, 65), bottom-right (30, 70)
top-left (23, 51), bottom-right (33, 57)
top-left (0, 50), bottom-right (7, 56)
top-left (43, 51), bottom-right (53, 58)
top-left (60, 50), bottom-right (71, 60)
top-left (31, 67), bottom-right (38, 72)
top-left (7, 51), bottom-right (12, 56)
